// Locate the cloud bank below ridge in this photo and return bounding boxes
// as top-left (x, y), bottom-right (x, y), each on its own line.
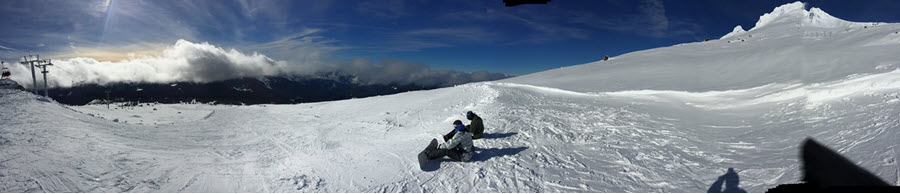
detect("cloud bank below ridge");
top-left (7, 40), bottom-right (511, 88)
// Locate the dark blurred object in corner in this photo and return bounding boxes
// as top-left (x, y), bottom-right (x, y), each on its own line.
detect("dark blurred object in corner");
top-left (504, 0), bottom-right (550, 7)
top-left (766, 138), bottom-right (900, 193)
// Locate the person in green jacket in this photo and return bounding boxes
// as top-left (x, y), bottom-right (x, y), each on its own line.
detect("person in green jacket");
top-left (466, 111), bottom-right (484, 139)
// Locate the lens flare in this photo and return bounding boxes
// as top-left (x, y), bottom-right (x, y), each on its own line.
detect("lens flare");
top-left (99, 0), bottom-right (114, 43)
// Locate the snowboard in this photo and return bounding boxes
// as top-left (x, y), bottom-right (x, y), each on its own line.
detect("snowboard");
top-left (418, 138), bottom-right (439, 171)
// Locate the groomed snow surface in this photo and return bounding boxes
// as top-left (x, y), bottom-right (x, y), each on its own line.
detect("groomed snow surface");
top-left (2, 1), bottom-right (900, 192)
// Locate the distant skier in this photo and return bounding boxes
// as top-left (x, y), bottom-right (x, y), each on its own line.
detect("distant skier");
top-left (424, 120), bottom-right (475, 162)
top-left (466, 111), bottom-right (484, 139)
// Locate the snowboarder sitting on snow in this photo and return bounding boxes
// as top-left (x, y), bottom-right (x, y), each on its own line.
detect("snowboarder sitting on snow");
top-left (442, 111), bottom-right (485, 141)
top-left (466, 111), bottom-right (484, 139)
top-left (426, 120), bottom-right (475, 162)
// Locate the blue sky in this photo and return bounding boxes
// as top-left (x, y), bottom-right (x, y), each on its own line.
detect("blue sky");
top-left (2, 0), bottom-right (900, 77)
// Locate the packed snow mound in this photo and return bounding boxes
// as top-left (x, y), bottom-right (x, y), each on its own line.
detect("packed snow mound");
top-left (752, 1), bottom-right (855, 31)
top-left (720, 25), bottom-right (746, 39)
top-left (0, 79), bottom-right (22, 90)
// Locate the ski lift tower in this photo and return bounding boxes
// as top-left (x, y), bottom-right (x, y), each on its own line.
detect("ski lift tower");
top-left (34, 59), bottom-right (53, 97)
top-left (19, 55), bottom-right (52, 96)
top-left (20, 55), bottom-right (37, 94)
top-left (1, 62), bottom-right (10, 79)
top-left (105, 90), bottom-right (111, 109)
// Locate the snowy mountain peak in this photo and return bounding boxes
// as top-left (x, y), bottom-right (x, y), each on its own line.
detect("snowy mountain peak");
top-left (720, 25), bottom-right (747, 39)
top-left (751, 1), bottom-right (853, 31)
top-left (802, 7), bottom-right (851, 27)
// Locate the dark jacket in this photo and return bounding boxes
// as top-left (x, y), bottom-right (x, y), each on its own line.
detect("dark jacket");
top-left (468, 114), bottom-right (484, 139)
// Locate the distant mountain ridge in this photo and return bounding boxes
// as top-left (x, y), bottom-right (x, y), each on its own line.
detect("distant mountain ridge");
top-left (47, 73), bottom-right (500, 105)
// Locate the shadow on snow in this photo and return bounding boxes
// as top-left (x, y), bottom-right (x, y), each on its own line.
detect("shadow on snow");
top-left (422, 147), bottom-right (529, 171)
top-left (471, 147), bottom-right (528, 162)
top-left (480, 132), bottom-right (518, 139)
top-left (707, 167), bottom-right (747, 193)
top-left (421, 132), bottom-right (526, 171)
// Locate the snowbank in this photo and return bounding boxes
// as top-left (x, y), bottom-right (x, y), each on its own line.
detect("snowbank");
top-left (720, 25), bottom-right (746, 39)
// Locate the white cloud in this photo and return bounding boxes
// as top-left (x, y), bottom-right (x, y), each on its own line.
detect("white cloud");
top-left (9, 40), bottom-right (295, 88)
top-left (0, 45), bottom-right (15, 51)
top-left (0, 1), bottom-right (514, 88)
top-left (568, 0), bottom-right (700, 38)
top-left (355, 0), bottom-right (409, 18)
top-left (405, 27), bottom-right (497, 42)
top-left (435, 8), bottom-right (590, 44)
top-left (353, 27), bottom-right (500, 52)
top-left (6, 40), bottom-right (510, 88)
top-left (639, 0), bottom-right (669, 32)
top-left (338, 58), bottom-right (511, 86)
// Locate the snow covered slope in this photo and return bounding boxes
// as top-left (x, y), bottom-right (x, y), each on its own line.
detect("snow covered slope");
top-left (2, 1), bottom-right (899, 192)
top-left (503, 1), bottom-right (897, 93)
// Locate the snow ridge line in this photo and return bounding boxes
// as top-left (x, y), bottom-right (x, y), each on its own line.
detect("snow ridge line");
top-left (483, 82), bottom-right (599, 97)
top-left (496, 68), bottom-right (900, 110)
top-left (604, 69), bottom-right (900, 109)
